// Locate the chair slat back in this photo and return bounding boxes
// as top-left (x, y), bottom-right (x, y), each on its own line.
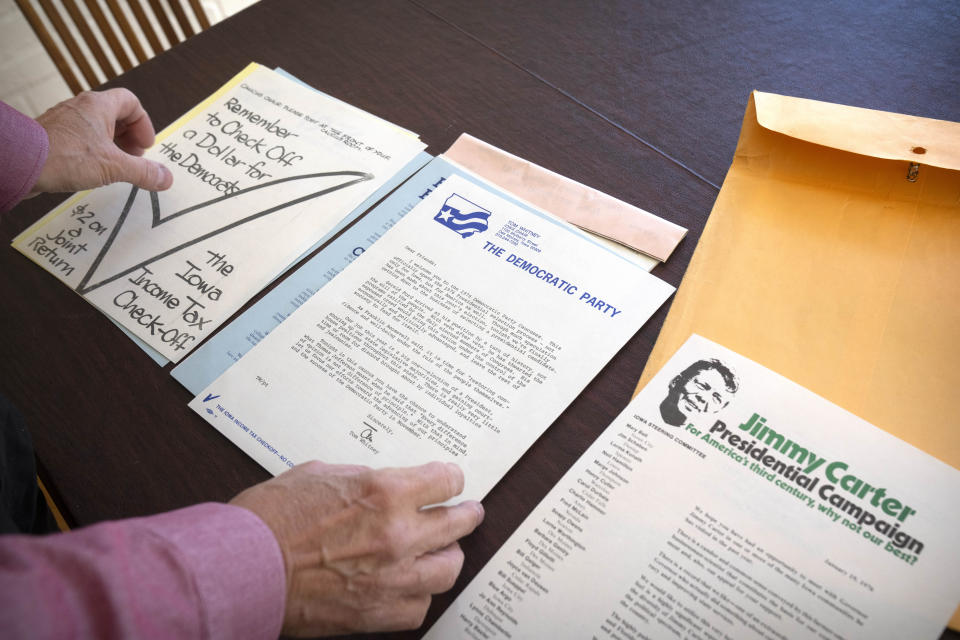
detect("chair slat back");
top-left (14, 0), bottom-right (211, 95)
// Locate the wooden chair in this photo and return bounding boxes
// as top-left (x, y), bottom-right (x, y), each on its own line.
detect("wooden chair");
top-left (15, 0), bottom-right (211, 95)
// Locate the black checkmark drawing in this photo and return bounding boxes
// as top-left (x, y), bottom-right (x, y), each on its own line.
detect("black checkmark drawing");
top-left (76, 171), bottom-right (373, 296)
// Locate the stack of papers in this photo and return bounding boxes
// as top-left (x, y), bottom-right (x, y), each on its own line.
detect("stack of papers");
top-left (13, 63), bottom-right (426, 362)
top-left (13, 60), bottom-right (682, 503)
top-left (185, 170), bottom-right (675, 500)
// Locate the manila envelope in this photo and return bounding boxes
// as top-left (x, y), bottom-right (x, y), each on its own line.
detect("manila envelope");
top-left (636, 91), bottom-right (960, 629)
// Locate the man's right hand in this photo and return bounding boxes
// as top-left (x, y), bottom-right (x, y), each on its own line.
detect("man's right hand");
top-left (32, 89), bottom-right (173, 196)
top-left (229, 460), bottom-right (484, 637)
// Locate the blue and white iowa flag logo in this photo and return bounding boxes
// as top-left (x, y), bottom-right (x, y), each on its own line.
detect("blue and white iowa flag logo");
top-left (433, 194), bottom-right (491, 238)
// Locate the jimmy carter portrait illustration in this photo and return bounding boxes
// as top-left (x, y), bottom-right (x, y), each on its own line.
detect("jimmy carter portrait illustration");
top-left (659, 358), bottom-right (738, 427)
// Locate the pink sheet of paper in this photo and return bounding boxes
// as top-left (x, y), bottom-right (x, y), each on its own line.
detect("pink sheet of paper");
top-left (443, 134), bottom-right (686, 262)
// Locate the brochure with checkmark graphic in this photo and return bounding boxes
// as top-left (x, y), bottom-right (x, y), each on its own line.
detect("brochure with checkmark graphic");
top-left (12, 63), bottom-right (425, 361)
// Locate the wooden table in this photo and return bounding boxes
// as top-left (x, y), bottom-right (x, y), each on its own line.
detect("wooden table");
top-left (2, 1), bottom-right (957, 637)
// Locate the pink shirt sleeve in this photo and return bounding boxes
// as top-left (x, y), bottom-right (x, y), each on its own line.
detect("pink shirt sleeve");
top-left (0, 101), bottom-right (48, 214)
top-left (0, 503), bottom-right (286, 639)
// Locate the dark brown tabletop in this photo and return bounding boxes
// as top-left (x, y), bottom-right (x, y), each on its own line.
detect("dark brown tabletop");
top-left (2, 1), bottom-right (958, 638)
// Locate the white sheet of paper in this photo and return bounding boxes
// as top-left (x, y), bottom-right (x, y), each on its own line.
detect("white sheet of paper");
top-left (426, 334), bottom-right (960, 639)
top-left (187, 174), bottom-right (674, 500)
top-left (12, 63), bottom-right (425, 361)
top-left (171, 154), bottom-right (660, 395)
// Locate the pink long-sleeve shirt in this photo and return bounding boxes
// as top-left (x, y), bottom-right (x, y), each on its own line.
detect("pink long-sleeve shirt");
top-left (0, 101), bottom-right (287, 638)
top-left (0, 504), bottom-right (286, 639)
top-left (0, 101), bottom-right (48, 213)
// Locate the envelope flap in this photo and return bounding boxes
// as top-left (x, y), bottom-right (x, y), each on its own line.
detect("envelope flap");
top-left (443, 134), bottom-right (687, 262)
top-left (753, 91), bottom-right (960, 172)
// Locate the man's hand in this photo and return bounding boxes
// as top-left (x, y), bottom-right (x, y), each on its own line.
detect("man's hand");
top-left (229, 460), bottom-right (484, 637)
top-left (31, 88), bottom-right (173, 195)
